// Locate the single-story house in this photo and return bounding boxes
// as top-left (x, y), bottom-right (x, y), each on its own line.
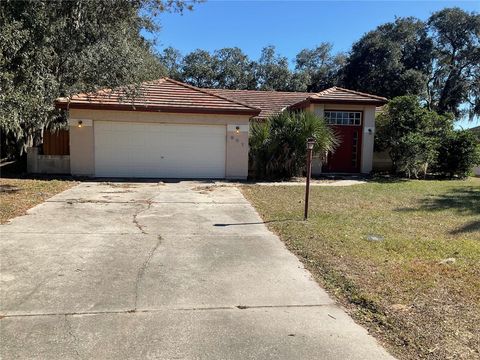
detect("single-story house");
top-left (51, 78), bottom-right (387, 179)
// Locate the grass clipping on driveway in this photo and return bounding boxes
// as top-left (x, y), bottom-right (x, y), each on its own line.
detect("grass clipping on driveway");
top-left (0, 178), bottom-right (75, 224)
top-left (242, 178), bottom-right (480, 360)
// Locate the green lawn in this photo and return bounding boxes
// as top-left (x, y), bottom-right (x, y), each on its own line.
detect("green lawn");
top-left (242, 178), bottom-right (480, 360)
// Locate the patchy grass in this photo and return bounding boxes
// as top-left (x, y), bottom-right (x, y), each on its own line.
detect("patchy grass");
top-left (242, 178), bottom-right (480, 360)
top-left (0, 178), bottom-right (75, 223)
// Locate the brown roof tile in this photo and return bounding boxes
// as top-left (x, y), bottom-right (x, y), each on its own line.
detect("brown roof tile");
top-left (207, 89), bottom-right (311, 119)
top-left (207, 87), bottom-right (387, 119)
top-left (55, 78), bottom-right (261, 116)
top-left (308, 86), bottom-right (388, 105)
top-left (56, 79), bottom-right (387, 119)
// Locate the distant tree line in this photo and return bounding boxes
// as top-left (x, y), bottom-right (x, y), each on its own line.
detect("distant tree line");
top-left (160, 43), bottom-right (344, 93)
top-left (160, 8), bottom-right (479, 121)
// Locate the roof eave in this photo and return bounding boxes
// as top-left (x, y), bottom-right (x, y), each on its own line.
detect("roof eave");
top-left (309, 98), bottom-right (388, 106)
top-left (55, 101), bottom-right (261, 116)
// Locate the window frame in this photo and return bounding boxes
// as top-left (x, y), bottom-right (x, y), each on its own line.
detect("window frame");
top-left (324, 110), bottom-right (363, 126)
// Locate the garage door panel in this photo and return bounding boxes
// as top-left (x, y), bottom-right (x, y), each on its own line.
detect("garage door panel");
top-left (94, 121), bottom-right (226, 178)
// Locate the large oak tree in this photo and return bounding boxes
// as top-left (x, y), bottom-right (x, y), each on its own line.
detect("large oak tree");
top-left (342, 17), bottom-right (433, 99)
top-left (427, 8), bottom-right (480, 118)
top-left (0, 0), bottom-right (199, 157)
top-left (342, 8), bottom-right (480, 118)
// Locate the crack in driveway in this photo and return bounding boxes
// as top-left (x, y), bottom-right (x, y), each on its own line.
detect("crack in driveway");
top-left (132, 199), bottom-right (154, 234)
top-left (64, 315), bottom-right (81, 359)
top-left (133, 235), bottom-right (162, 311)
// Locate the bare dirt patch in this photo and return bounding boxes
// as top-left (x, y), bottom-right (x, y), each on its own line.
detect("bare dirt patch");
top-left (0, 178), bottom-right (76, 223)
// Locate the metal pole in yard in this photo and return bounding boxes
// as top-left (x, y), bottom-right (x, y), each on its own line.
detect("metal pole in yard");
top-left (304, 138), bottom-right (315, 220)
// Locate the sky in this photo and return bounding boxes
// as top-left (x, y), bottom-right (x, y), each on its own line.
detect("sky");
top-left (153, 0), bottom-right (480, 128)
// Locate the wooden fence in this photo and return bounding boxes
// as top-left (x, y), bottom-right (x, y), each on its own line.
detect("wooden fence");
top-left (43, 129), bottom-right (69, 155)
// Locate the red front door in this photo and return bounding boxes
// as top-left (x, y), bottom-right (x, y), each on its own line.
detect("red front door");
top-left (323, 125), bottom-right (362, 173)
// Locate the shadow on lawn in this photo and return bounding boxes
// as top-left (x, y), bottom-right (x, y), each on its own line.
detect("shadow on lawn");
top-left (450, 221), bottom-right (480, 235)
top-left (418, 187), bottom-right (479, 215)
top-left (214, 219), bottom-right (293, 227)
top-left (398, 186), bottom-right (480, 235)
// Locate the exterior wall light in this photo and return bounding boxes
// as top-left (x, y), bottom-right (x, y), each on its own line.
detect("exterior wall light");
top-left (235, 126), bottom-right (240, 134)
top-left (306, 138), bottom-right (315, 150)
top-left (77, 120), bottom-right (83, 128)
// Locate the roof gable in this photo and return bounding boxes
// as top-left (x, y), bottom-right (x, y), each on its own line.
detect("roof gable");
top-left (307, 87), bottom-right (388, 105)
top-left (55, 78), bottom-right (261, 116)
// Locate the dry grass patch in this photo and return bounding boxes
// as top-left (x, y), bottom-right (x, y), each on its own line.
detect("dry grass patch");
top-left (241, 178), bottom-right (480, 360)
top-left (0, 178), bottom-right (76, 223)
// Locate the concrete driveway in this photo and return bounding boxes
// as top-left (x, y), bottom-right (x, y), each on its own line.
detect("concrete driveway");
top-left (0, 181), bottom-right (393, 359)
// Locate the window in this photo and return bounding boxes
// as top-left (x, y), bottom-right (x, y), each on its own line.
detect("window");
top-left (324, 111), bottom-right (361, 126)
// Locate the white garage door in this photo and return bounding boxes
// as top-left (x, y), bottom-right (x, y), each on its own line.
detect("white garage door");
top-left (94, 121), bottom-right (226, 178)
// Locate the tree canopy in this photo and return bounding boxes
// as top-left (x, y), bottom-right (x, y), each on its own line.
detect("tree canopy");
top-left (342, 17), bottom-right (433, 99)
top-left (427, 8), bottom-right (480, 118)
top-left (160, 44), bottom-right (343, 92)
top-left (295, 43), bottom-right (345, 92)
top-left (0, 0), bottom-right (198, 157)
top-left (342, 8), bottom-right (480, 118)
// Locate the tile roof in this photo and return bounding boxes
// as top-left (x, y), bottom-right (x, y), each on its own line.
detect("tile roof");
top-left (55, 78), bottom-right (388, 119)
top-left (307, 87), bottom-right (388, 105)
top-left (207, 89), bottom-right (311, 119)
top-left (208, 87), bottom-right (388, 119)
top-left (55, 78), bottom-right (261, 116)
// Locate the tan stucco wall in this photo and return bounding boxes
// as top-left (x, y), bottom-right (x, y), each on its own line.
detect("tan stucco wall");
top-left (69, 119), bottom-right (94, 175)
top-left (27, 147), bottom-right (70, 174)
top-left (68, 109), bottom-right (251, 179)
top-left (310, 104), bottom-right (377, 174)
top-left (373, 150), bottom-right (393, 172)
top-left (361, 106), bottom-right (376, 174)
top-left (226, 126), bottom-right (249, 179)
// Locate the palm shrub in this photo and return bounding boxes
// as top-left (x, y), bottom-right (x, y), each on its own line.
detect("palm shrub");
top-left (250, 111), bottom-right (337, 179)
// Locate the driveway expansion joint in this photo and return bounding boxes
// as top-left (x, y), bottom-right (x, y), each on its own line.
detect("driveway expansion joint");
top-left (47, 200), bottom-right (249, 205)
top-left (0, 304), bottom-right (337, 319)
